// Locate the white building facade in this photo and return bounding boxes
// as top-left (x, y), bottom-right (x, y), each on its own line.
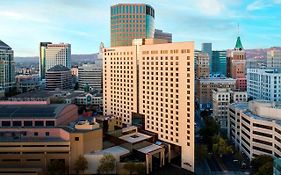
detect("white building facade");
top-left (247, 68), bottom-right (281, 102)
top-left (228, 100), bottom-right (281, 160)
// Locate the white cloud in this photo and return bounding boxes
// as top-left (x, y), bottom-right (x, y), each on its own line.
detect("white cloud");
top-left (246, 0), bottom-right (281, 11)
top-left (194, 0), bottom-right (225, 16)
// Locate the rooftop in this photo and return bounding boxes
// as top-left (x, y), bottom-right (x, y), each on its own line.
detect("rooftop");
top-left (0, 40), bottom-right (12, 50)
top-left (47, 65), bottom-right (70, 72)
top-left (0, 104), bottom-right (70, 119)
top-left (88, 146), bottom-right (130, 156)
top-left (119, 132), bottom-right (152, 144)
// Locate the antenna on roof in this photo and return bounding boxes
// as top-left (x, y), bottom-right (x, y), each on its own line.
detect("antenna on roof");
top-left (237, 23), bottom-right (240, 36)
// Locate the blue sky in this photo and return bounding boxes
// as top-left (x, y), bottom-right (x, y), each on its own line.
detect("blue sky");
top-left (0, 0), bottom-right (280, 56)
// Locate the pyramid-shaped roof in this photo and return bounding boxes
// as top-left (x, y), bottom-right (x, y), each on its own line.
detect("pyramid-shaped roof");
top-left (0, 40), bottom-right (11, 50)
top-left (234, 36), bottom-right (243, 50)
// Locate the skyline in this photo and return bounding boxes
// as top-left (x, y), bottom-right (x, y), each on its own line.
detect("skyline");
top-left (0, 0), bottom-right (281, 56)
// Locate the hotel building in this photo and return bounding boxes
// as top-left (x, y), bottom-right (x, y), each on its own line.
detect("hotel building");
top-left (78, 63), bottom-right (102, 91)
top-left (110, 4), bottom-right (155, 47)
top-left (103, 38), bottom-right (195, 171)
top-left (228, 100), bottom-right (281, 160)
top-left (247, 68), bottom-right (281, 102)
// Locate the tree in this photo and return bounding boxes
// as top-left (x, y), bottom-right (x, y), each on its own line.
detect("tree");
top-left (212, 135), bottom-right (233, 157)
top-left (74, 155), bottom-right (88, 175)
top-left (251, 155), bottom-right (273, 174)
top-left (256, 161), bottom-right (273, 175)
top-left (97, 154), bottom-right (116, 174)
top-left (47, 159), bottom-right (66, 175)
top-left (233, 151), bottom-right (243, 162)
top-left (198, 144), bottom-right (208, 161)
top-left (74, 82), bottom-right (79, 90)
top-left (199, 117), bottom-right (220, 149)
top-left (123, 162), bottom-right (135, 175)
top-left (123, 162), bottom-right (145, 175)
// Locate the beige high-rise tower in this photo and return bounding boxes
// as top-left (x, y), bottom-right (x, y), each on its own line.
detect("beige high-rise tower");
top-left (103, 38), bottom-right (195, 172)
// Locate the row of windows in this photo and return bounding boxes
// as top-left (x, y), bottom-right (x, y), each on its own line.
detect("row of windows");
top-left (1, 121), bottom-right (55, 127)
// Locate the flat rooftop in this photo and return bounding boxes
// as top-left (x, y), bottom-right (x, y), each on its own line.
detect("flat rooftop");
top-left (88, 146), bottom-right (130, 156)
top-left (119, 132), bottom-right (152, 144)
top-left (0, 104), bottom-right (69, 119)
top-left (138, 144), bottom-right (162, 154)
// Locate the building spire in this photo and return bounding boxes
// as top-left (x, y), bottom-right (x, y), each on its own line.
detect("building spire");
top-left (234, 24), bottom-right (243, 50)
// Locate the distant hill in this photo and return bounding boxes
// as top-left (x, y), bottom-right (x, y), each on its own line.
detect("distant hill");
top-left (15, 53), bottom-right (98, 64)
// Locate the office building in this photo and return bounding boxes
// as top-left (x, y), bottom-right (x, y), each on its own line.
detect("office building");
top-left (154, 29), bottom-right (172, 43)
top-left (39, 42), bottom-right (71, 79)
top-left (0, 40), bottom-right (15, 93)
top-left (247, 68), bottom-right (281, 102)
top-left (228, 100), bottom-right (281, 161)
top-left (45, 65), bottom-right (72, 90)
top-left (212, 88), bottom-right (247, 129)
top-left (111, 3), bottom-right (155, 47)
top-left (16, 74), bottom-right (40, 93)
top-left (202, 43), bottom-right (212, 72)
top-left (195, 52), bottom-right (210, 78)
top-left (212, 50), bottom-right (227, 76)
top-left (78, 64), bottom-right (102, 91)
top-left (196, 77), bottom-right (236, 110)
top-left (267, 49), bottom-right (281, 68)
top-left (103, 38), bottom-right (195, 171)
top-left (227, 36), bottom-right (247, 90)
top-left (0, 102), bottom-right (102, 175)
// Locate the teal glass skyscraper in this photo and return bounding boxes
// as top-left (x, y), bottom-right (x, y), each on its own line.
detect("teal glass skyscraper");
top-left (110, 4), bottom-right (155, 47)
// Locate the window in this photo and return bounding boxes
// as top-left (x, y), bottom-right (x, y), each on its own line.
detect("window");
top-left (24, 121), bottom-right (32, 127)
top-left (34, 132), bottom-right (38, 136)
top-left (75, 137), bottom-right (79, 141)
top-left (45, 132), bottom-right (50, 136)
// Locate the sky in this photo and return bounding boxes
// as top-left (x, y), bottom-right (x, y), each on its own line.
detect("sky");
top-left (0, 0), bottom-right (281, 56)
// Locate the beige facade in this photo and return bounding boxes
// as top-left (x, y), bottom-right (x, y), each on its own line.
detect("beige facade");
top-left (196, 77), bottom-right (236, 110)
top-left (0, 123), bottom-right (102, 174)
top-left (212, 88), bottom-right (247, 129)
top-left (228, 100), bottom-right (281, 160)
top-left (195, 52), bottom-right (210, 78)
top-left (103, 39), bottom-right (195, 171)
top-left (267, 49), bottom-right (281, 68)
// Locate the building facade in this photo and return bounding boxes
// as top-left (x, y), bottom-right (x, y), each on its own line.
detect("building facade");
top-left (212, 50), bottom-right (227, 76)
top-left (195, 77), bottom-right (236, 110)
top-left (195, 52), bottom-right (210, 78)
top-left (40, 42), bottom-right (71, 79)
top-left (78, 64), bottom-right (102, 91)
top-left (154, 29), bottom-right (172, 43)
top-left (247, 68), bottom-right (281, 102)
top-left (16, 74), bottom-right (40, 93)
top-left (212, 88), bottom-right (247, 129)
top-left (103, 38), bottom-right (195, 171)
top-left (45, 65), bottom-right (72, 90)
top-left (110, 3), bottom-right (155, 47)
top-left (227, 37), bottom-right (247, 90)
top-left (267, 49), bottom-right (281, 68)
top-left (0, 103), bottom-right (102, 174)
top-left (0, 40), bottom-right (15, 93)
top-left (228, 100), bottom-right (281, 161)
top-left (202, 43), bottom-right (212, 72)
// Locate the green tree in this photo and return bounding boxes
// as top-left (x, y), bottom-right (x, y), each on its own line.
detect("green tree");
top-left (47, 159), bottom-right (66, 175)
top-left (212, 135), bottom-right (233, 157)
top-left (197, 144), bottom-right (208, 161)
top-left (251, 155), bottom-right (273, 174)
top-left (74, 155), bottom-right (88, 175)
top-left (199, 117), bottom-right (220, 149)
top-left (123, 162), bottom-right (145, 175)
top-left (74, 82), bottom-right (79, 90)
top-left (256, 161), bottom-right (273, 175)
top-left (97, 154), bottom-right (116, 174)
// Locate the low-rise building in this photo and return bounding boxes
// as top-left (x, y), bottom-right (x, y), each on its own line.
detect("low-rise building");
top-left (228, 100), bottom-right (281, 160)
top-left (45, 65), bottom-right (72, 90)
top-left (15, 74), bottom-right (40, 93)
top-left (213, 88), bottom-right (247, 129)
top-left (196, 77), bottom-right (236, 110)
top-left (0, 102), bottom-right (102, 175)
